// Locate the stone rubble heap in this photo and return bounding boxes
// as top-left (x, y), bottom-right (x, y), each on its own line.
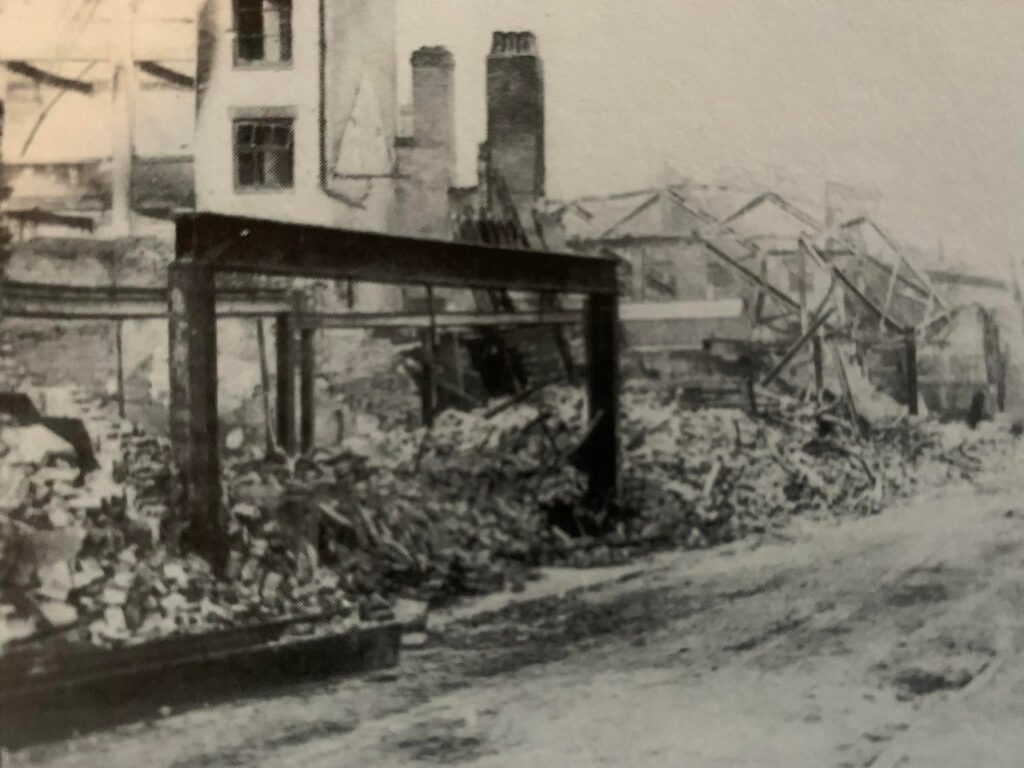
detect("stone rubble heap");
top-left (0, 382), bottom-right (1016, 654)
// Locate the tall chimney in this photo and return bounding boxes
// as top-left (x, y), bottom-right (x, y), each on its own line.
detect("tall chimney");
top-left (411, 46), bottom-right (455, 160)
top-left (397, 46), bottom-right (456, 241)
top-left (486, 31), bottom-right (544, 213)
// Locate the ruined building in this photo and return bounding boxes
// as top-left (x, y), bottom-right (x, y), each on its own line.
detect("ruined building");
top-left (194, 0), bottom-right (402, 232)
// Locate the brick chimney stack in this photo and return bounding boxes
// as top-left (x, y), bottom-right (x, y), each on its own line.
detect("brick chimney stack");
top-left (411, 46), bottom-right (455, 159)
top-left (486, 31), bottom-right (544, 214)
top-left (396, 46), bottom-right (456, 242)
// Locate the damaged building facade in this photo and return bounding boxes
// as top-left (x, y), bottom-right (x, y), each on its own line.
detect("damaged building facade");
top-left (542, 180), bottom-right (1023, 418)
top-left (1, 0), bottom-right (1022, 425)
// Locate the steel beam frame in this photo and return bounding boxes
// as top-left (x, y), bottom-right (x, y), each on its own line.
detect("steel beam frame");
top-left (178, 213), bottom-right (618, 295)
top-left (169, 215), bottom-right (621, 572)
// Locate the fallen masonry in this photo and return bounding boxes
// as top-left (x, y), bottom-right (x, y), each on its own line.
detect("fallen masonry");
top-left (0, 381), bottom-right (1017, 659)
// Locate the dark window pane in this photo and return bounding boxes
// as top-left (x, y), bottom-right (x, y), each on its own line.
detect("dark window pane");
top-left (235, 0), bottom-right (264, 35)
top-left (236, 123), bottom-right (254, 144)
top-left (266, 147), bottom-right (294, 189)
top-left (271, 125), bottom-right (291, 147)
top-left (253, 124), bottom-right (272, 146)
top-left (235, 0), bottom-right (264, 60)
top-left (254, 150), bottom-right (269, 185)
top-left (279, 23), bottom-right (292, 62)
top-left (278, 148), bottom-right (290, 188)
top-left (237, 151), bottom-right (258, 186)
top-left (237, 37), bottom-right (263, 62)
top-left (236, 17), bottom-right (264, 61)
top-left (234, 0), bottom-right (293, 64)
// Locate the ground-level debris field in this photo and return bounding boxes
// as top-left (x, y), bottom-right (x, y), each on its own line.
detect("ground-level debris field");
top-left (0, 380), bottom-right (1017, 655)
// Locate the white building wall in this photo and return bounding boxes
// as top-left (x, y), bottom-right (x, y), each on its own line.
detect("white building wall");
top-left (194, 0), bottom-right (400, 234)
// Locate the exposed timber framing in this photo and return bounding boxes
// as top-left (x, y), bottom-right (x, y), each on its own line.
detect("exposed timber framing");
top-left (4, 61), bottom-right (95, 94)
top-left (695, 234), bottom-right (801, 313)
top-left (799, 238), bottom-right (911, 335)
top-left (136, 60), bottom-right (195, 88)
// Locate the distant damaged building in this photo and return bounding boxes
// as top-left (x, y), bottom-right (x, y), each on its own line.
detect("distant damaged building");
top-left (546, 180), bottom-right (1016, 418)
top-left (0, 0), bottom-right (198, 236)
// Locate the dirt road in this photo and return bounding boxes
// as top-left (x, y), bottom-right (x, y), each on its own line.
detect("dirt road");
top-left (12, 472), bottom-right (1024, 768)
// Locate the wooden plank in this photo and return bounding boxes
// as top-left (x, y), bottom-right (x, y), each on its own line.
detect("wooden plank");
top-left (696, 235), bottom-right (801, 312)
top-left (1, 303), bottom-right (292, 320)
top-left (167, 259), bottom-right (226, 573)
top-left (2, 281), bottom-right (291, 320)
top-left (619, 299), bottom-right (745, 322)
top-left (426, 287), bottom-right (439, 424)
top-left (306, 310), bottom-right (581, 330)
top-left (761, 306), bottom-right (836, 387)
top-left (0, 622), bottom-right (400, 750)
top-left (4, 61), bottom-right (94, 94)
top-left (801, 238), bottom-right (911, 334)
top-left (905, 335), bottom-right (919, 416)
top-left (419, 329), bottom-right (436, 428)
top-left (255, 318), bottom-right (276, 454)
top-left (178, 213), bottom-right (619, 295)
top-left (114, 320), bottom-right (126, 419)
top-left (813, 335), bottom-right (825, 398)
top-left (830, 343), bottom-right (866, 439)
top-left (299, 328), bottom-right (316, 453)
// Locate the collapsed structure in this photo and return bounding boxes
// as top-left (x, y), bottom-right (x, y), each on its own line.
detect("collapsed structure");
top-left (542, 184), bottom-right (1020, 419)
top-left (2, 3), bottom-right (1024, 744)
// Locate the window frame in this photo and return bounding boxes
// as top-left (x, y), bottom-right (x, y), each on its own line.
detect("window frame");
top-left (232, 0), bottom-right (294, 69)
top-left (231, 113), bottom-right (296, 194)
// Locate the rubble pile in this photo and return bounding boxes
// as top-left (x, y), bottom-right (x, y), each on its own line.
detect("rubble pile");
top-left (221, 384), bottom-right (1020, 604)
top-left (0, 417), bottom-right (363, 652)
top-left (1, 382), bottom-right (1017, 654)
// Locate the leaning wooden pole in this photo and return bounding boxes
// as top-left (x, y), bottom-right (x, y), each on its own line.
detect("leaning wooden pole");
top-left (1007, 252), bottom-right (1024, 350)
top-left (114, 320), bottom-right (127, 418)
top-left (255, 318), bottom-right (276, 455)
top-left (905, 333), bottom-right (919, 416)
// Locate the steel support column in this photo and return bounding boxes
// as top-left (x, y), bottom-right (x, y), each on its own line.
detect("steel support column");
top-left (167, 259), bottom-right (226, 573)
top-left (584, 292), bottom-right (620, 502)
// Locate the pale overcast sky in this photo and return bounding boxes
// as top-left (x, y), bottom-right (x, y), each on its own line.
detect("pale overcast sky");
top-left (398, 0), bottom-right (1024, 271)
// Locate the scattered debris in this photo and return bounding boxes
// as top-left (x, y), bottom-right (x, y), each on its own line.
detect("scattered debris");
top-left (0, 381), bottom-right (1018, 654)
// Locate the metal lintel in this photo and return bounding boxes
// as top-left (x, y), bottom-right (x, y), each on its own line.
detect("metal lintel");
top-left (177, 213), bottom-right (618, 295)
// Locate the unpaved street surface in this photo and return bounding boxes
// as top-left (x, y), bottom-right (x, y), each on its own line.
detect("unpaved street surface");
top-left (13, 474), bottom-right (1024, 768)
